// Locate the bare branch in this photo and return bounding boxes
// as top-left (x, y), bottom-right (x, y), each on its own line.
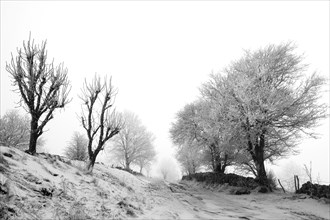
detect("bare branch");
top-left (6, 36), bottom-right (71, 154)
top-left (80, 74), bottom-right (122, 172)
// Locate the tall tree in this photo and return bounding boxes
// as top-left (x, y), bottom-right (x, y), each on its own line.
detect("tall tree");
top-left (63, 132), bottom-right (88, 161)
top-left (203, 43), bottom-right (328, 186)
top-left (112, 111), bottom-right (156, 171)
top-left (80, 75), bottom-right (122, 171)
top-left (6, 36), bottom-right (70, 155)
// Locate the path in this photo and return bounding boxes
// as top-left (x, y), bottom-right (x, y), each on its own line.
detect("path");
top-left (139, 180), bottom-right (330, 220)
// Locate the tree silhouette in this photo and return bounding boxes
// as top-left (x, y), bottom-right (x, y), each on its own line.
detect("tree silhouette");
top-left (6, 36), bottom-right (70, 154)
top-left (80, 75), bottom-right (122, 171)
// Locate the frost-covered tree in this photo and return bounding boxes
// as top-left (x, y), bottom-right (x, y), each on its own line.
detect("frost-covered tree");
top-left (0, 109), bottom-right (45, 151)
top-left (203, 43), bottom-right (328, 186)
top-left (0, 110), bottom-right (29, 148)
top-left (64, 132), bottom-right (88, 161)
top-left (112, 111), bottom-right (156, 171)
top-left (158, 156), bottom-right (181, 181)
top-left (6, 36), bottom-right (70, 155)
top-left (135, 147), bottom-right (156, 174)
top-left (176, 140), bottom-right (203, 175)
top-left (170, 100), bottom-right (238, 173)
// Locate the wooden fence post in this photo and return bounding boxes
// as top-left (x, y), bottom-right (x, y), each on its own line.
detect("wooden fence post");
top-left (294, 175), bottom-right (300, 193)
top-left (297, 176), bottom-right (300, 191)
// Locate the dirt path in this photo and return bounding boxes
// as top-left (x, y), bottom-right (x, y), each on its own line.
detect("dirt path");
top-left (139, 181), bottom-right (330, 220)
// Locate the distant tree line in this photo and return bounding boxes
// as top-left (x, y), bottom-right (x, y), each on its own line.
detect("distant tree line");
top-left (170, 43), bottom-right (328, 187)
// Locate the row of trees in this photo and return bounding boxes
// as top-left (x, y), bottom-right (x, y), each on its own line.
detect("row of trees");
top-left (5, 36), bottom-right (155, 172)
top-left (63, 111), bottom-right (156, 173)
top-left (170, 43), bottom-right (327, 186)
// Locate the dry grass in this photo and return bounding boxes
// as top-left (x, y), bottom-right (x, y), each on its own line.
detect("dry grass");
top-left (66, 200), bottom-right (92, 220)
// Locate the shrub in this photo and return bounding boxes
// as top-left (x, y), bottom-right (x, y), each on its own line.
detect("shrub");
top-left (267, 170), bottom-right (277, 189)
top-left (297, 181), bottom-right (330, 199)
top-left (182, 172), bottom-right (259, 189)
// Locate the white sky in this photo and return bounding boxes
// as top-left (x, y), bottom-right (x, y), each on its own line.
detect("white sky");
top-left (1, 1), bottom-right (329, 182)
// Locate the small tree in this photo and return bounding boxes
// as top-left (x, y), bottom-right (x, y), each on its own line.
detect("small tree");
top-left (170, 101), bottom-right (236, 173)
top-left (160, 166), bottom-right (169, 181)
top-left (158, 157), bottom-right (181, 182)
top-left (112, 111), bottom-right (156, 171)
top-left (0, 110), bottom-right (29, 148)
top-left (303, 161), bottom-right (313, 183)
top-left (80, 75), bottom-right (122, 172)
top-left (136, 148), bottom-right (156, 174)
top-left (0, 109), bottom-right (45, 151)
top-left (64, 132), bottom-right (88, 161)
top-left (176, 140), bottom-right (203, 175)
top-left (6, 36), bottom-right (70, 155)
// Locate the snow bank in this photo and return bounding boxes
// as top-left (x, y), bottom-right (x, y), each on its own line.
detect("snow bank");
top-left (0, 146), bottom-right (154, 219)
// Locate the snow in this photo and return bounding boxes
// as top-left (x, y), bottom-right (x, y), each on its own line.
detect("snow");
top-left (1, 146), bottom-right (329, 220)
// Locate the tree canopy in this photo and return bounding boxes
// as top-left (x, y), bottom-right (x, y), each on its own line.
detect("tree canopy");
top-left (171, 43), bottom-right (328, 187)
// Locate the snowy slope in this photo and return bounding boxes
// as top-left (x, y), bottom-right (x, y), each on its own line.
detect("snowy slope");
top-left (0, 146), bottom-right (156, 219)
top-left (1, 146), bottom-right (329, 220)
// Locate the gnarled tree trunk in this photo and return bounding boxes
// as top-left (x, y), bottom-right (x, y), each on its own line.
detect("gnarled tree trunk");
top-left (250, 132), bottom-right (270, 189)
top-left (214, 153), bottom-right (228, 173)
top-left (28, 117), bottom-right (38, 155)
top-left (87, 154), bottom-right (97, 172)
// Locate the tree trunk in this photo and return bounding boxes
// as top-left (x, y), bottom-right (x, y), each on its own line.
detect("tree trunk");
top-left (254, 152), bottom-right (267, 185)
top-left (124, 152), bottom-right (131, 171)
top-left (28, 117), bottom-right (38, 155)
top-left (87, 154), bottom-right (96, 172)
top-left (208, 144), bottom-right (216, 171)
top-left (220, 154), bottom-right (228, 173)
top-left (214, 163), bottom-right (222, 173)
top-left (214, 154), bottom-right (225, 173)
top-left (253, 133), bottom-right (269, 187)
top-left (192, 161), bottom-right (196, 174)
top-left (125, 162), bottom-right (131, 171)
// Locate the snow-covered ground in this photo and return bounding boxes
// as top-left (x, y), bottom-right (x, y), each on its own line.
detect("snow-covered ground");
top-left (140, 181), bottom-right (330, 220)
top-left (1, 146), bottom-right (329, 220)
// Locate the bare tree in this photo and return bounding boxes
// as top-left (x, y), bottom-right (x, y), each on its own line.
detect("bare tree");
top-left (160, 166), bottom-right (169, 181)
top-left (202, 43), bottom-right (328, 186)
top-left (303, 161), bottom-right (313, 183)
top-left (63, 132), bottom-right (88, 161)
top-left (80, 75), bottom-right (122, 171)
top-left (0, 109), bottom-right (45, 151)
top-left (6, 36), bottom-right (70, 155)
top-left (112, 111), bottom-right (156, 171)
top-left (158, 157), bottom-right (181, 182)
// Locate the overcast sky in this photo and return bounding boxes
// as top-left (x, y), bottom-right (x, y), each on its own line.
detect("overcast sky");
top-left (1, 1), bottom-right (329, 182)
